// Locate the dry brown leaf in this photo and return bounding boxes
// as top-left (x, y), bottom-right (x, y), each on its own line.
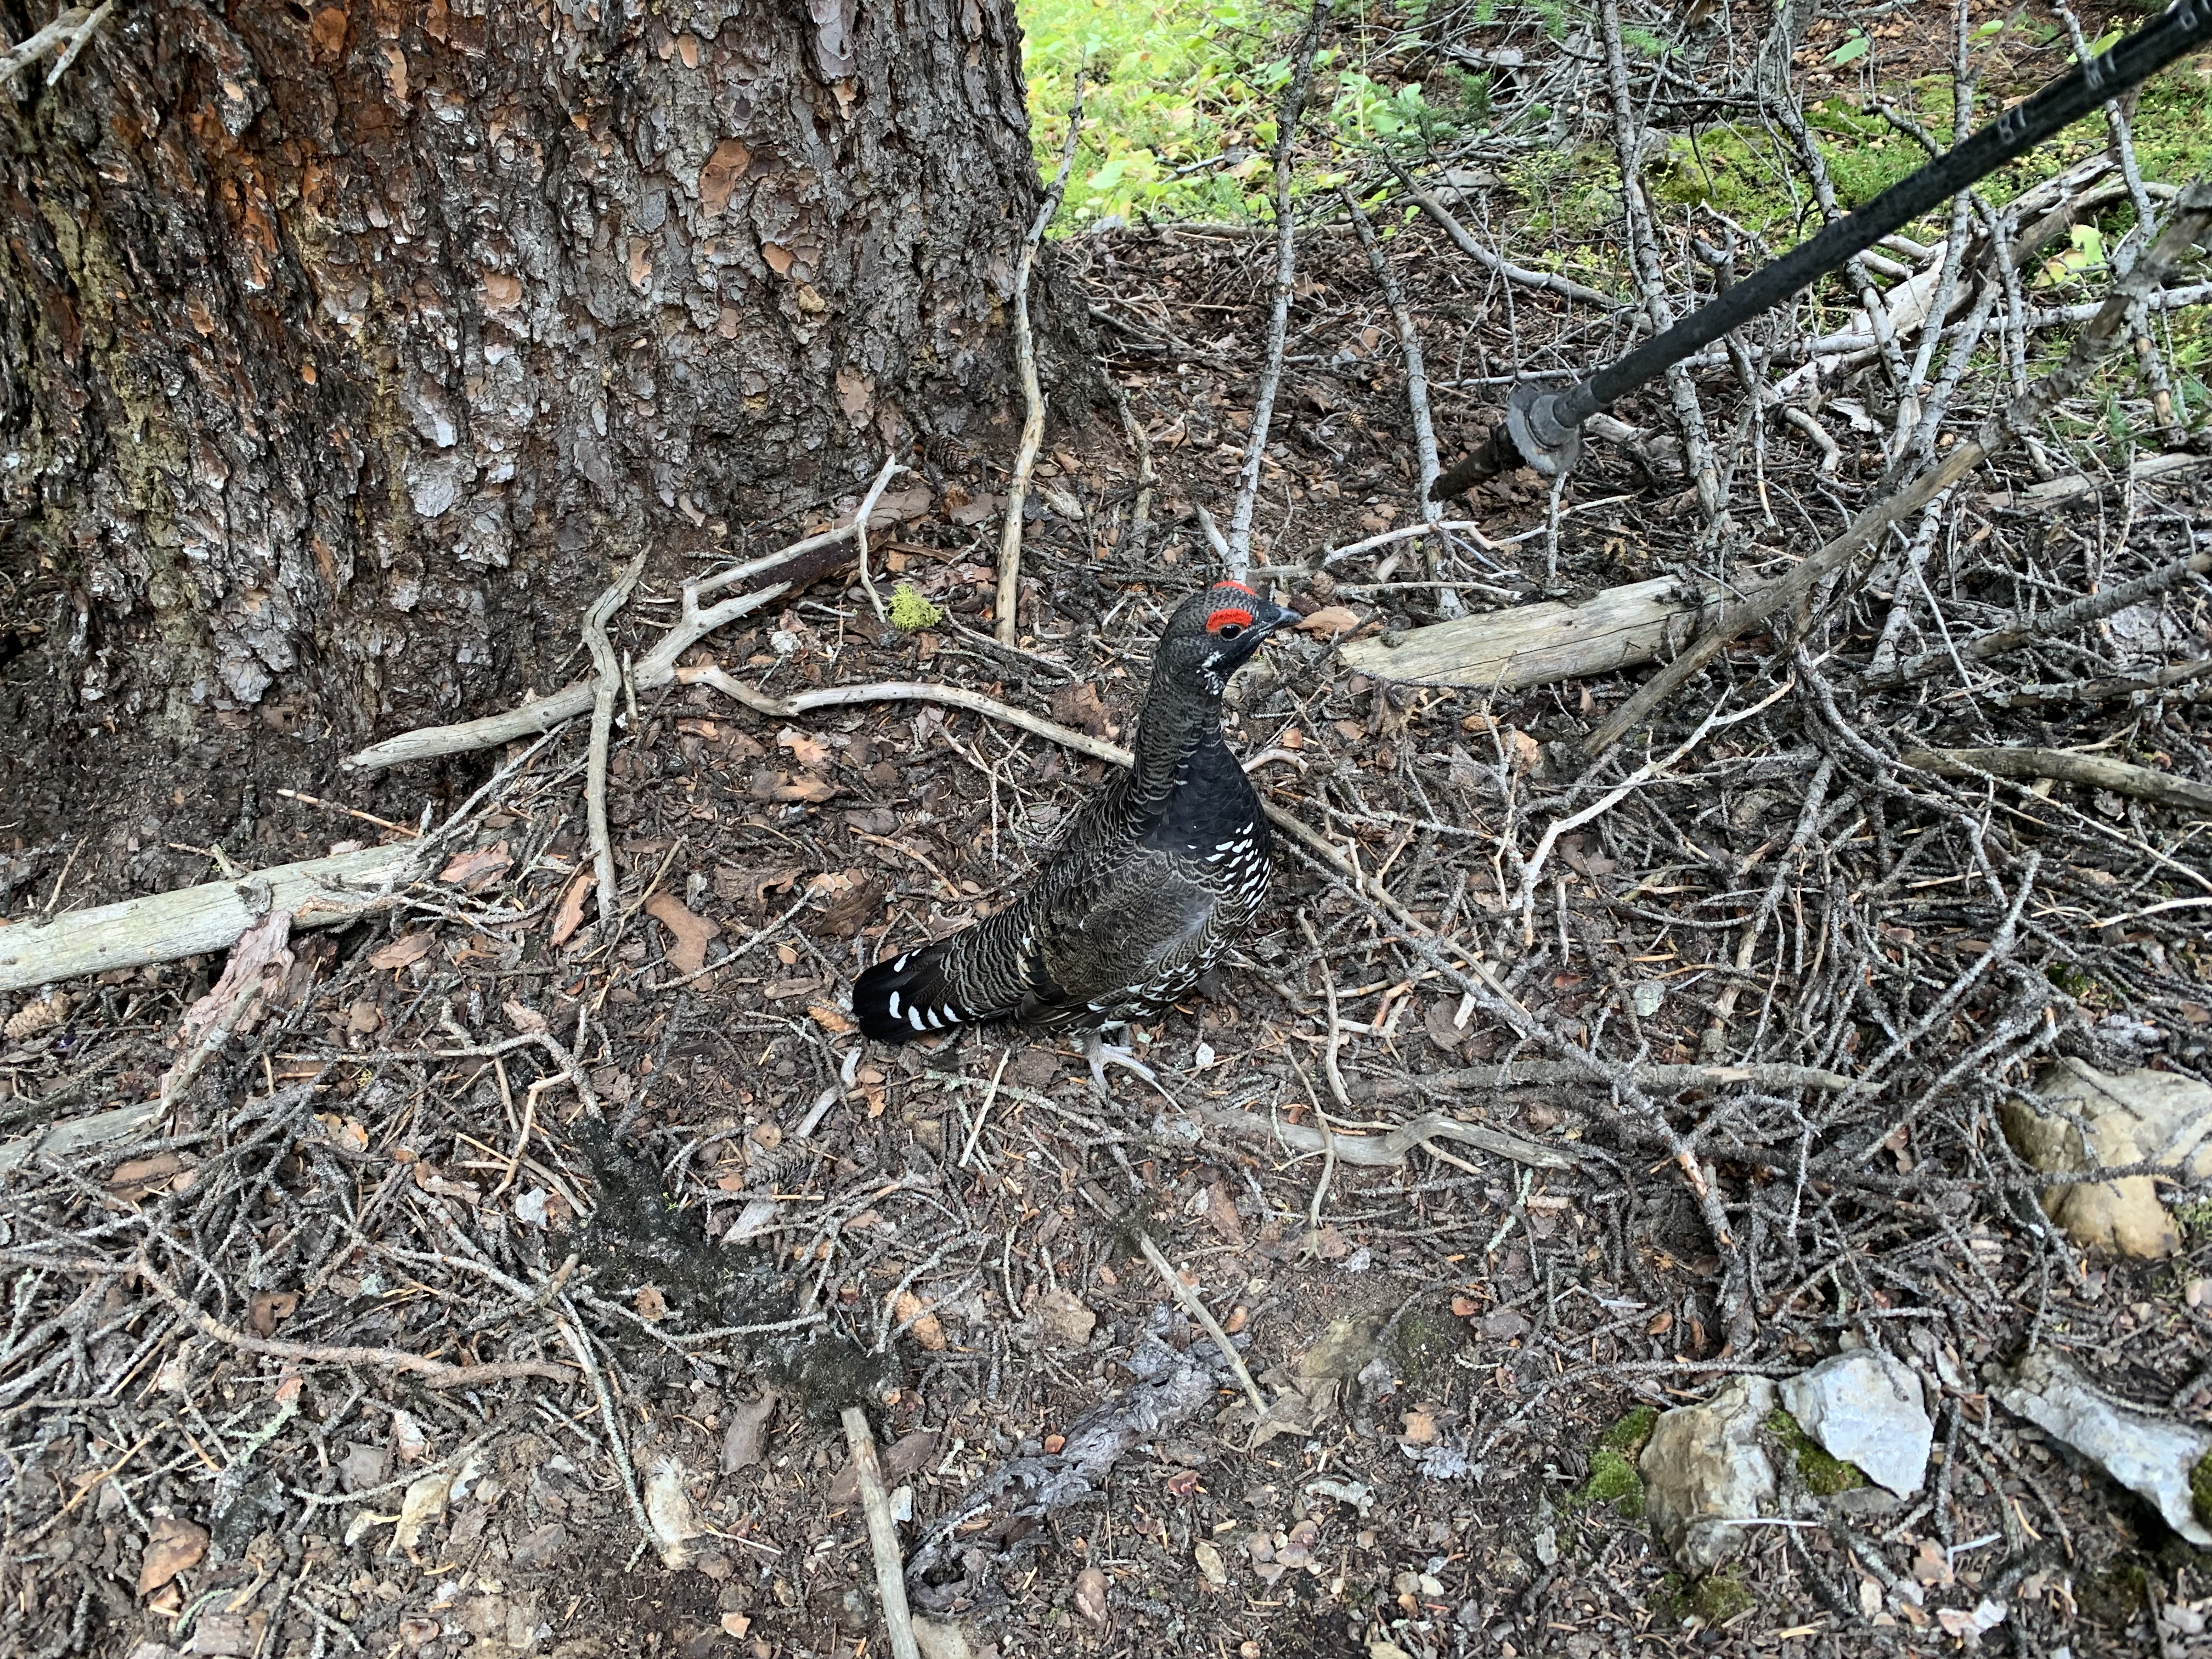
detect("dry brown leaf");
top-left (1028, 1289), bottom-right (1097, 1352)
top-left (437, 842), bottom-right (513, 888)
top-left (1049, 681), bottom-right (1119, 740)
top-left (249, 1290), bottom-right (299, 1337)
top-left (1400, 1408), bottom-right (1440, 1446)
top-left (941, 486), bottom-right (998, 527)
top-left (549, 871), bottom-right (595, 948)
top-left (367, 932), bottom-right (436, 971)
top-left (778, 727), bottom-right (832, 770)
top-left (720, 1391), bottom-right (778, 1474)
top-left (109, 1153), bottom-right (188, 1204)
top-left (1297, 606), bottom-right (1362, 637)
top-left (808, 1003), bottom-right (855, 1035)
top-left (503, 999), bottom-right (549, 1035)
top-left (893, 1290), bottom-right (947, 1351)
top-left (1203, 1182), bottom-right (1246, 1250)
top-left (644, 891), bottom-right (721, 975)
top-left (391, 1409), bottom-right (429, 1464)
top-left (828, 1429), bottom-right (939, 1505)
top-left (1503, 729), bottom-right (1542, 774)
top-left (633, 1285), bottom-right (669, 1322)
top-left (138, 1514), bottom-right (208, 1596)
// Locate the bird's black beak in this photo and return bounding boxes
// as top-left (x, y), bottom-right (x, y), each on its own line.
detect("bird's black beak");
top-left (1251, 601), bottom-right (1304, 640)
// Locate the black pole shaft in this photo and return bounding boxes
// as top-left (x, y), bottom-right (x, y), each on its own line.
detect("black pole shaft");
top-left (1434, 0), bottom-right (2212, 496)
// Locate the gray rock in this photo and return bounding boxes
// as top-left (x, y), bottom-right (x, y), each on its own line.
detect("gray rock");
top-left (1991, 1350), bottom-right (2212, 1547)
top-left (1781, 1347), bottom-right (1933, 1498)
top-left (1638, 1375), bottom-right (1778, 1572)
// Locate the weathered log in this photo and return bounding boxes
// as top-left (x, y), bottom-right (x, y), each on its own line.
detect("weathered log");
top-left (1337, 575), bottom-right (1705, 692)
top-left (0, 842), bottom-right (425, 996)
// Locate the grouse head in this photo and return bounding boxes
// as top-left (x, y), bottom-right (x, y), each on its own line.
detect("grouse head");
top-left (1151, 580), bottom-right (1302, 700)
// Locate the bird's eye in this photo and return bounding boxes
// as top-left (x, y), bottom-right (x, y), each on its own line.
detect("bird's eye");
top-left (1219, 623), bottom-right (1244, 639)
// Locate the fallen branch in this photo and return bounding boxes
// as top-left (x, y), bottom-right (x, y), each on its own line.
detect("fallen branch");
top-left (1900, 747), bottom-right (2212, 814)
top-left (1342, 184), bottom-right (1464, 612)
top-left (1197, 1099), bottom-right (1576, 1171)
top-left (1131, 1230), bottom-right (1268, 1418)
top-left (137, 1258), bottom-right (574, 1390)
top-left (675, 667), bottom-right (1128, 765)
top-left (1584, 176), bottom-right (2212, 760)
top-left (1339, 574), bottom-right (1702, 693)
top-left (1107, 375), bottom-right (1156, 556)
top-left (1388, 158), bottom-right (1620, 309)
top-left (343, 460), bottom-right (901, 773)
top-left (1989, 658), bottom-right (2212, 708)
top-left (995, 74), bottom-right (1086, 645)
top-left (1600, 0), bottom-right (1721, 518)
top-left (840, 1407), bottom-right (923, 1659)
top-left (1226, 0), bottom-right (1330, 576)
top-left (0, 840), bottom-right (423, 996)
top-left (1864, 544), bottom-right (2212, 689)
top-left (1981, 449), bottom-right (2210, 511)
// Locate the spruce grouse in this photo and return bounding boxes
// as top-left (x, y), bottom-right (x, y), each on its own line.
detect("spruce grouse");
top-left (851, 580), bottom-right (1301, 1086)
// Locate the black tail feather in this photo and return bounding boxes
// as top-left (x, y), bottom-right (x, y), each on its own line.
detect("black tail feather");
top-left (853, 944), bottom-right (985, 1042)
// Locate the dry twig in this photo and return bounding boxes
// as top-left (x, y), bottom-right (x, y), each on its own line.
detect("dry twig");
top-left (995, 72), bottom-right (1087, 645)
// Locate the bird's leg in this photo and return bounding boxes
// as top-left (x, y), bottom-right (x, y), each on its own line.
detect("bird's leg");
top-left (1085, 1030), bottom-right (1175, 1103)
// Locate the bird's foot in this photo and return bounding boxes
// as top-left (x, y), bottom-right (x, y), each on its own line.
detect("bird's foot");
top-left (1086, 1034), bottom-right (1175, 1104)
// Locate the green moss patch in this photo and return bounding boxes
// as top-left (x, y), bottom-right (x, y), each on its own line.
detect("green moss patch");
top-left (1766, 1408), bottom-right (1865, 1497)
top-left (1569, 1406), bottom-right (1658, 1517)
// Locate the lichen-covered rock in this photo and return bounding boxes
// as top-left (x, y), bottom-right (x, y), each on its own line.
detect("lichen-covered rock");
top-left (1780, 1347), bottom-right (1932, 1498)
top-left (2001, 1058), bottom-right (2212, 1257)
top-left (1638, 1376), bottom-right (1778, 1572)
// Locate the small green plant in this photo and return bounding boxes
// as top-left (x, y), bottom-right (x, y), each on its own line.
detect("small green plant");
top-left (887, 583), bottom-right (944, 633)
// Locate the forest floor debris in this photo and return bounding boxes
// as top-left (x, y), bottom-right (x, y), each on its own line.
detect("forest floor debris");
top-left (5, 3), bottom-right (2212, 1657)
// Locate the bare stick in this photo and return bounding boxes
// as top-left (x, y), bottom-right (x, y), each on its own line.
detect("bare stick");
top-left (839, 1407), bottom-right (923, 1659)
top-left (345, 459), bottom-right (898, 772)
top-left (1387, 158), bottom-right (1621, 309)
top-left (583, 552), bottom-right (646, 928)
top-left (1132, 1231), bottom-right (1268, 1418)
top-left (851, 455), bottom-right (909, 625)
top-left (1198, 1101), bottom-right (1575, 1171)
top-left (1108, 374), bottom-right (1156, 556)
top-left (1864, 545), bottom-right (2212, 688)
top-left (1341, 184), bottom-right (1462, 616)
top-left (1226, 0), bottom-right (1331, 577)
top-left (995, 73), bottom-right (1087, 646)
top-left (0, 2), bottom-right (110, 88)
top-left (1900, 747), bottom-right (2212, 814)
top-left (675, 667), bottom-right (1128, 764)
top-left (137, 1257), bottom-right (573, 1389)
top-left (1599, 0), bottom-right (1722, 519)
top-left (1585, 177), bottom-right (2212, 759)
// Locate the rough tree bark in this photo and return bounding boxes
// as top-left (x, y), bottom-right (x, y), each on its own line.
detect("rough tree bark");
top-left (0, 0), bottom-right (1057, 886)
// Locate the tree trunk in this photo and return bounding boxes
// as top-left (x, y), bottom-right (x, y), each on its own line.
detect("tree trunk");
top-left (0, 0), bottom-right (1054, 885)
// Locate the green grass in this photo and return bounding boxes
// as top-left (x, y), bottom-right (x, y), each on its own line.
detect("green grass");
top-left (1019, 0), bottom-right (1493, 228)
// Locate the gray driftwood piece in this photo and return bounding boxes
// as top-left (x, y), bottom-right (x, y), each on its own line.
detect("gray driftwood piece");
top-left (0, 841), bottom-right (426, 995)
top-left (1338, 575), bottom-right (1705, 691)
